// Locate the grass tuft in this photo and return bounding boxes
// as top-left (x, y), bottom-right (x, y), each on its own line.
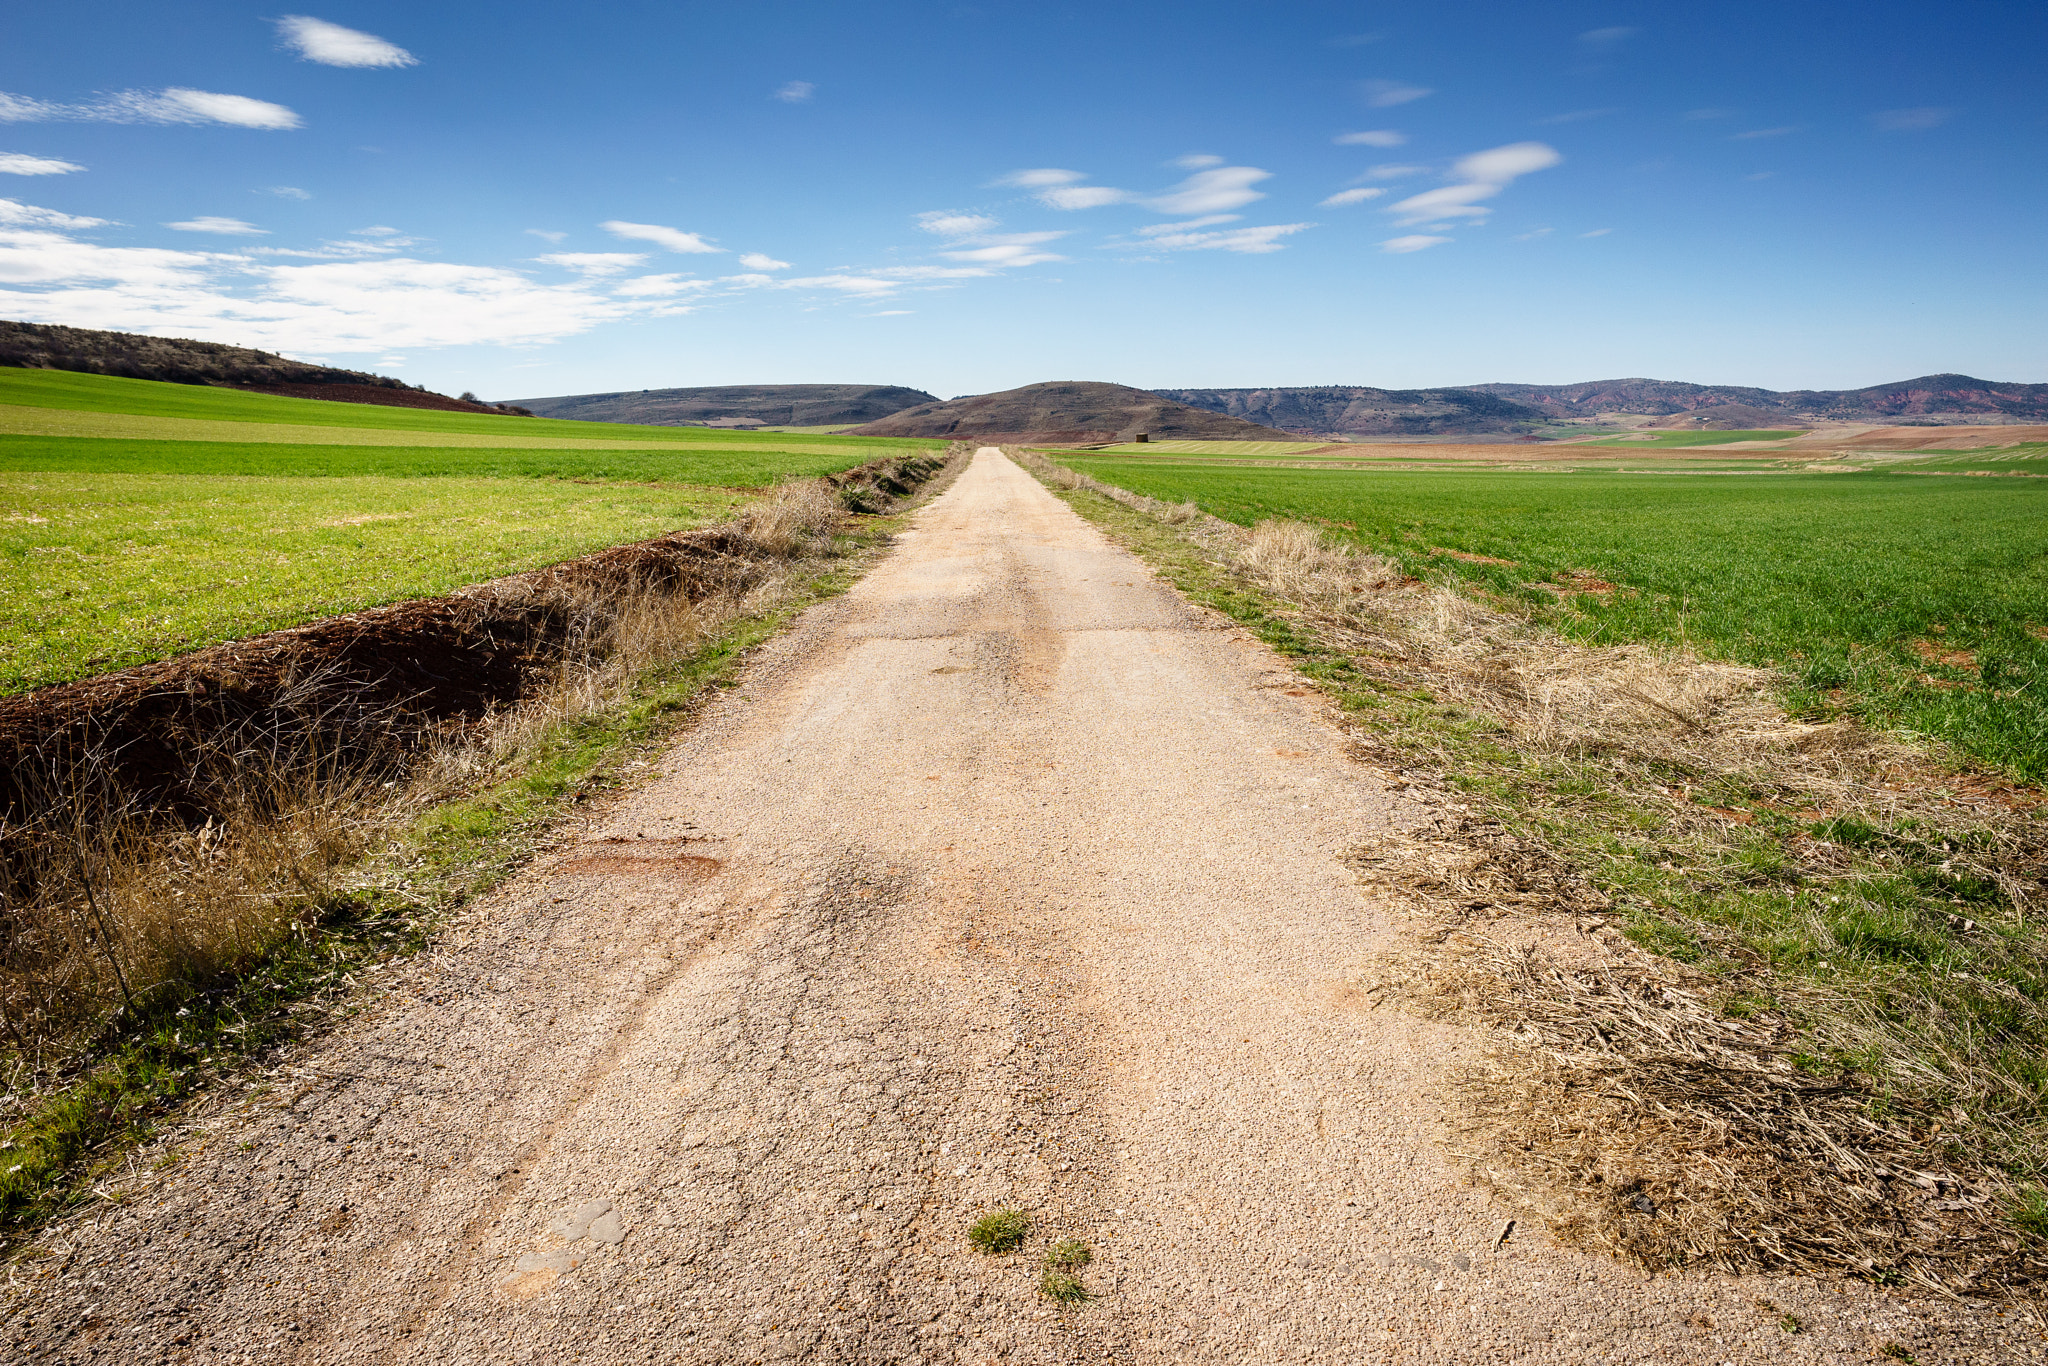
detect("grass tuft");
top-left (967, 1208), bottom-right (1030, 1254)
top-left (1043, 1236), bottom-right (1092, 1271)
top-left (1037, 1268), bottom-right (1091, 1304)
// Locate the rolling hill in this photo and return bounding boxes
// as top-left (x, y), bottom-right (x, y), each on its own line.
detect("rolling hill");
top-left (844, 380), bottom-right (1293, 443)
top-left (505, 384), bottom-right (939, 429)
top-left (1166, 374), bottom-right (2048, 438)
top-left (0, 320), bottom-right (528, 415)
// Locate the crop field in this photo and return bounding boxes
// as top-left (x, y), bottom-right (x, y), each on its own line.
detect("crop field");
top-left (1575, 428), bottom-right (1807, 447)
top-left (1062, 454), bottom-right (2048, 779)
top-left (0, 370), bottom-right (941, 692)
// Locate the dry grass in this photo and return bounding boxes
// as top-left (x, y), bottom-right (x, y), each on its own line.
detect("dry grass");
top-left (1013, 445), bottom-right (2048, 1296)
top-left (0, 456), bottom-right (964, 1081)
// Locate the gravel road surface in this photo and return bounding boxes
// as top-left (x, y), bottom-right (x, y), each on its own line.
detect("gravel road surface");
top-left (7, 449), bottom-right (2034, 1363)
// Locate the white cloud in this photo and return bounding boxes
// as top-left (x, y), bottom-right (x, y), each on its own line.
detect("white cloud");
top-left (1172, 153), bottom-right (1224, 169)
top-left (870, 309), bottom-right (913, 316)
top-left (260, 185), bottom-right (311, 200)
top-left (738, 252), bottom-right (790, 270)
top-left (1386, 142), bottom-right (1561, 227)
top-left (1138, 222), bottom-right (1312, 254)
top-left (1579, 228), bottom-right (1612, 237)
top-left (0, 88), bottom-right (302, 130)
top-left (0, 198), bottom-right (110, 230)
top-left (1144, 166), bottom-right (1270, 215)
top-left (1872, 107), bottom-right (1952, 131)
top-left (525, 229), bottom-right (568, 243)
top-left (612, 274), bottom-right (710, 297)
top-left (1134, 215), bottom-right (1239, 236)
top-left (940, 231), bottom-right (1067, 267)
top-left (1367, 163), bottom-right (1428, 179)
top-left (1381, 235), bottom-right (1450, 253)
top-left (275, 16), bottom-right (417, 68)
top-left (1039, 184), bottom-right (1130, 210)
top-left (1577, 26), bottom-right (1638, 45)
top-left (1359, 80), bottom-right (1433, 108)
top-left (166, 216), bottom-right (268, 235)
top-left (1453, 143), bottom-right (1563, 182)
top-left (779, 274), bottom-right (899, 297)
top-left (1513, 227), bottom-right (1553, 240)
top-left (1733, 126), bottom-right (1797, 140)
top-left (1334, 130), bottom-right (1406, 147)
top-left (917, 212), bottom-right (999, 237)
top-left (0, 153), bottom-right (83, 175)
top-left (774, 81), bottom-right (815, 103)
top-left (535, 252), bottom-right (647, 276)
top-left (602, 220), bottom-right (723, 253)
top-left (998, 168), bottom-right (1086, 188)
top-left (874, 265), bottom-right (996, 280)
top-left (1319, 188), bottom-right (1385, 207)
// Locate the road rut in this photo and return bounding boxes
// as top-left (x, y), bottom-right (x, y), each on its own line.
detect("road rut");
top-left (8, 449), bottom-right (2030, 1364)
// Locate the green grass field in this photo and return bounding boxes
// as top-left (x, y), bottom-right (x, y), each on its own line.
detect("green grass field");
top-left (0, 369), bottom-right (942, 693)
top-left (1065, 456), bottom-right (2048, 779)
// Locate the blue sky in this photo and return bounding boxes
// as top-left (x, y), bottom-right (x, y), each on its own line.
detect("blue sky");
top-left (2, 1), bottom-right (2043, 400)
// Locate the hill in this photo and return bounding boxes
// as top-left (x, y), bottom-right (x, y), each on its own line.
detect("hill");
top-left (1466, 374), bottom-right (2048, 425)
top-left (0, 320), bottom-right (529, 416)
top-left (1155, 386), bottom-right (1547, 438)
top-left (505, 384), bottom-right (939, 429)
top-left (1166, 374), bottom-right (2048, 437)
top-left (844, 380), bottom-right (1294, 443)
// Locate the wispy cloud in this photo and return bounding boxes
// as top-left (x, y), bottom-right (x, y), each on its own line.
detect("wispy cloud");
top-left (535, 252), bottom-right (647, 276)
top-left (940, 231), bottom-right (1067, 267)
top-left (1536, 107), bottom-right (1618, 125)
top-left (774, 81), bottom-right (815, 103)
top-left (1386, 141), bottom-right (1561, 227)
top-left (602, 220), bottom-right (723, 253)
top-left (275, 16), bottom-right (417, 68)
top-left (165, 216), bottom-right (267, 235)
top-left (1359, 79), bottom-right (1433, 108)
top-left (738, 252), bottom-right (790, 270)
top-left (0, 88), bottom-right (302, 130)
top-left (1579, 228), bottom-right (1612, 237)
top-left (1134, 215), bottom-right (1239, 236)
top-left (1136, 222), bottom-right (1312, 254)
top-left (1335, 131), bottom-right (1406, 149)
top-left (1382, 234), bottom-right (1450, 253)
top-left (1144, 166), bottom-right (1270, 215)
top-left (1172, 153), bottom-right (1223, 169)
top-left (997, 169), bottom-right (1085, 188)
top-left (611, 274), bottom-right (710, 298)
top-left (1366, 163), bottom-right (1427, 179)
top-left (1513, 227), bottom-right (1553, 240)
top-left (1732, 126), bottom-right (1797, 140)
top-left (0, 197), bottom-right (110, 230)
top-left (917, 211), bottom-right (1000, 237)
top-left (1577, 26), bottom-right (1638, 46)
top-left (259, 185), bottom-right (311, 200)
top-left (524, 229), bottom-right (568, 243)
top-left (1871, 106), bottom-right (1953, 131)
top-left (1042, 184), bottom-right (1130, 209)
top-left (0, 152), bottom-right (83, 175)
top-left (1319, 187), bottom-right (1385, 207)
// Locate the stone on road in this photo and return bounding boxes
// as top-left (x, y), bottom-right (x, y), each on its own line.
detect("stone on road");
top-left (10, 450), bottom-right (2015, 1363)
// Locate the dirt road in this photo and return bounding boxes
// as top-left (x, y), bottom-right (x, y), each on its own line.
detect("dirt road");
top-left (9, 450), bottom-right (2029, 1363)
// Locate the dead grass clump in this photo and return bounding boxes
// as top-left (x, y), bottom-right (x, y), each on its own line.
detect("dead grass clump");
top-left (1431, 936), bottom-right (2040, 1294)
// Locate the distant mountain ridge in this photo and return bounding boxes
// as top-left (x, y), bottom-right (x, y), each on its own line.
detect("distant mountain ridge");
top-left (844, 381), bottom-right (1293, 443)
top-left (505, 384), bottom-right (940, 429)
top-left (1164, 374), bottom-right (2048, 437)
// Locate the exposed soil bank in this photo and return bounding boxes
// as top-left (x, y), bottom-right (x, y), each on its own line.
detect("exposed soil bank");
top-left (0, 453), bottom-right (951, 841)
